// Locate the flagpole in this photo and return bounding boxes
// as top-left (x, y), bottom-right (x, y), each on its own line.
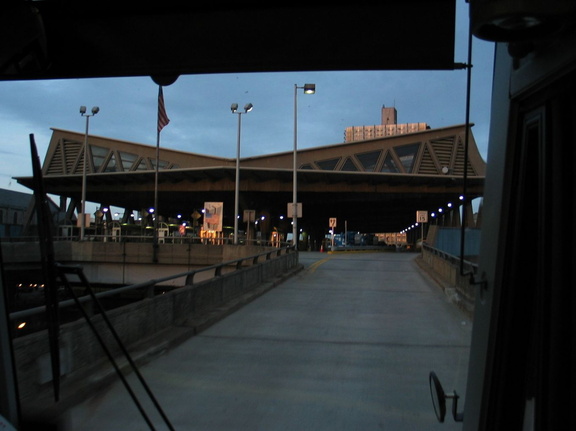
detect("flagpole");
top-left (154, 85), bottom-right (170, 263)
top-left (153, 115), bottom-right (160, 263)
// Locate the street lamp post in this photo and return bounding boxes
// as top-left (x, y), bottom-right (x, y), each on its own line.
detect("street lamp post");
top-left (293, 83), bottom-right (315, 250)
top-left (79, 105), bottom-right (99, 241)
top-left (231, 103), bottom-right (253, 245)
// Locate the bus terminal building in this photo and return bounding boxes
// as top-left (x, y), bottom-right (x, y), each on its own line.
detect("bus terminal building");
top-left (15, 120), bottom-right (485, 249)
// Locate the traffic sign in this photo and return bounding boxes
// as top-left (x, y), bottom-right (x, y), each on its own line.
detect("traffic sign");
top-left (243, 209), bottom-right (255, 222)
top-left (416, 210), bottom-right (428, 223)
top-left (329, 217), bottom-right (337, 228)
top-left (287, 203), bottom-right (302, 218)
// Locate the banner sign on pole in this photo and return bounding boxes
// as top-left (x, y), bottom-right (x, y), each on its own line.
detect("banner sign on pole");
top-left (203, 202), bottom-right (223, 232)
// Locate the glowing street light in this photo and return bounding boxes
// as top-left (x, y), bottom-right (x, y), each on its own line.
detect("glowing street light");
top-left (292, 83), bottom-right (315, 249)
top-left (79, 106), bottom-right (99, 240)
top-left (231, 103), bottom-right (253, 245)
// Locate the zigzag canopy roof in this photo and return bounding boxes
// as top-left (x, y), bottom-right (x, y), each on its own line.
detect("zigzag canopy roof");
top-left (16, 125), bottom-right (485, 233)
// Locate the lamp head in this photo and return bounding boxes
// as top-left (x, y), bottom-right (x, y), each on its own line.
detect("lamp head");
top-left (80, 106), bottom-right (87, 115)
top-left (244, 103), bottom-right (253, 113)
top-left (231, 103), bottom-right (238, 113)
top-left (303, 83), bottom-right (316, 94)
top-left (91, 106), bottom-right (100, 115)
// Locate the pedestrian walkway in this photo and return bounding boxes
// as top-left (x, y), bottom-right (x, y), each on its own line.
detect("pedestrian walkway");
top-left (65, 252), bottom-right (471, 430)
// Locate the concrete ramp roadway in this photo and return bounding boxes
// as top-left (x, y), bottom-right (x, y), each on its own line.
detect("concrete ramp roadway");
top-left (65, 252), bottom-right (471, 430)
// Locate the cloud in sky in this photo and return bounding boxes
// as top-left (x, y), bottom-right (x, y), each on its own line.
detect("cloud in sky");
top-left (0, 3), bottom-right (495, 197)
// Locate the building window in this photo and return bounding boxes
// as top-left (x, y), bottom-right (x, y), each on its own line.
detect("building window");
top-left (90, 145), bottom-right (110, 172)
top-left (355, 150), bottom-right (382, 172)
top-left (380, 153), bottom-right (399, 173)
top-left (316, 157), bottom-right (341, 170)
top-left (103, 153), bottom-right (119, 172)
top-left (394, 143), bottom-right (420, 173)
top-left (119, 151), bottom-right (139, 171)
top-left (135, 158), bottom-right (149, 171)
top-left (340, 157), bottom-right (359, 172)
top-left (149, 158), bottom-right (170, 170)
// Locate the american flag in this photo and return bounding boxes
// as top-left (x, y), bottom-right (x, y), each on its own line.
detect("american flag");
top-left (157, 86), bottom-right (170, 133)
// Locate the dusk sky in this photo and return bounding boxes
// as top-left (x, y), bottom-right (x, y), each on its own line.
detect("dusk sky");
top-left (1, 2), bottom-right (495, 207)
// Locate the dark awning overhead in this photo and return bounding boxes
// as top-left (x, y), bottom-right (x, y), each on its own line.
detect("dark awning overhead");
top-left (1, 1), bottom-right (458, 82)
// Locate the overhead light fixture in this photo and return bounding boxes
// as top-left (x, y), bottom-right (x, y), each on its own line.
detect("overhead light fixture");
top-left (470, 0), bottom-right (576, 42)
top-left (303, 84), bottom-right (316, 94)
top-left (231, 103), bottom-right (238, 113)
top-left (244, 103), bottom-right (253, 113)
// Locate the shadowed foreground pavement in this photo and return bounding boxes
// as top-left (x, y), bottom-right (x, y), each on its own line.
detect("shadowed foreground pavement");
top-left (64, 252), bottom-right (471, 430)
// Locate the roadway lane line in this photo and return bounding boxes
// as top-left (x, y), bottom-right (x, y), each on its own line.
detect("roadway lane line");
top-left (306, 256), bottom-right (333, 273)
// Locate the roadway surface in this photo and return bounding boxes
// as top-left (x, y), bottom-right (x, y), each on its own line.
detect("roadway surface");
top-left (65, 251), bottom-right (472, 430)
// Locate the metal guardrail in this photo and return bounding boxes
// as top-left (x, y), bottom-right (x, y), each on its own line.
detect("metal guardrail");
top-left (9, 245), bottom-right (296, 321)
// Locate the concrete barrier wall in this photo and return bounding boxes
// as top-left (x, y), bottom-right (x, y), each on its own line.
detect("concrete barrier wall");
top-left (1, 241), bottom-right (273, 266)
top-left (2, 242), bottom-right (280, 286)
top-left (13, 250), bottom-right (299, 403)
top-left (420, 246), bottom-right (476, 317)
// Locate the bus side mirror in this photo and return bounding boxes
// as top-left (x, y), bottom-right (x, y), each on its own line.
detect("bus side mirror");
top-left (429, 371), bottom-right (464, 423)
